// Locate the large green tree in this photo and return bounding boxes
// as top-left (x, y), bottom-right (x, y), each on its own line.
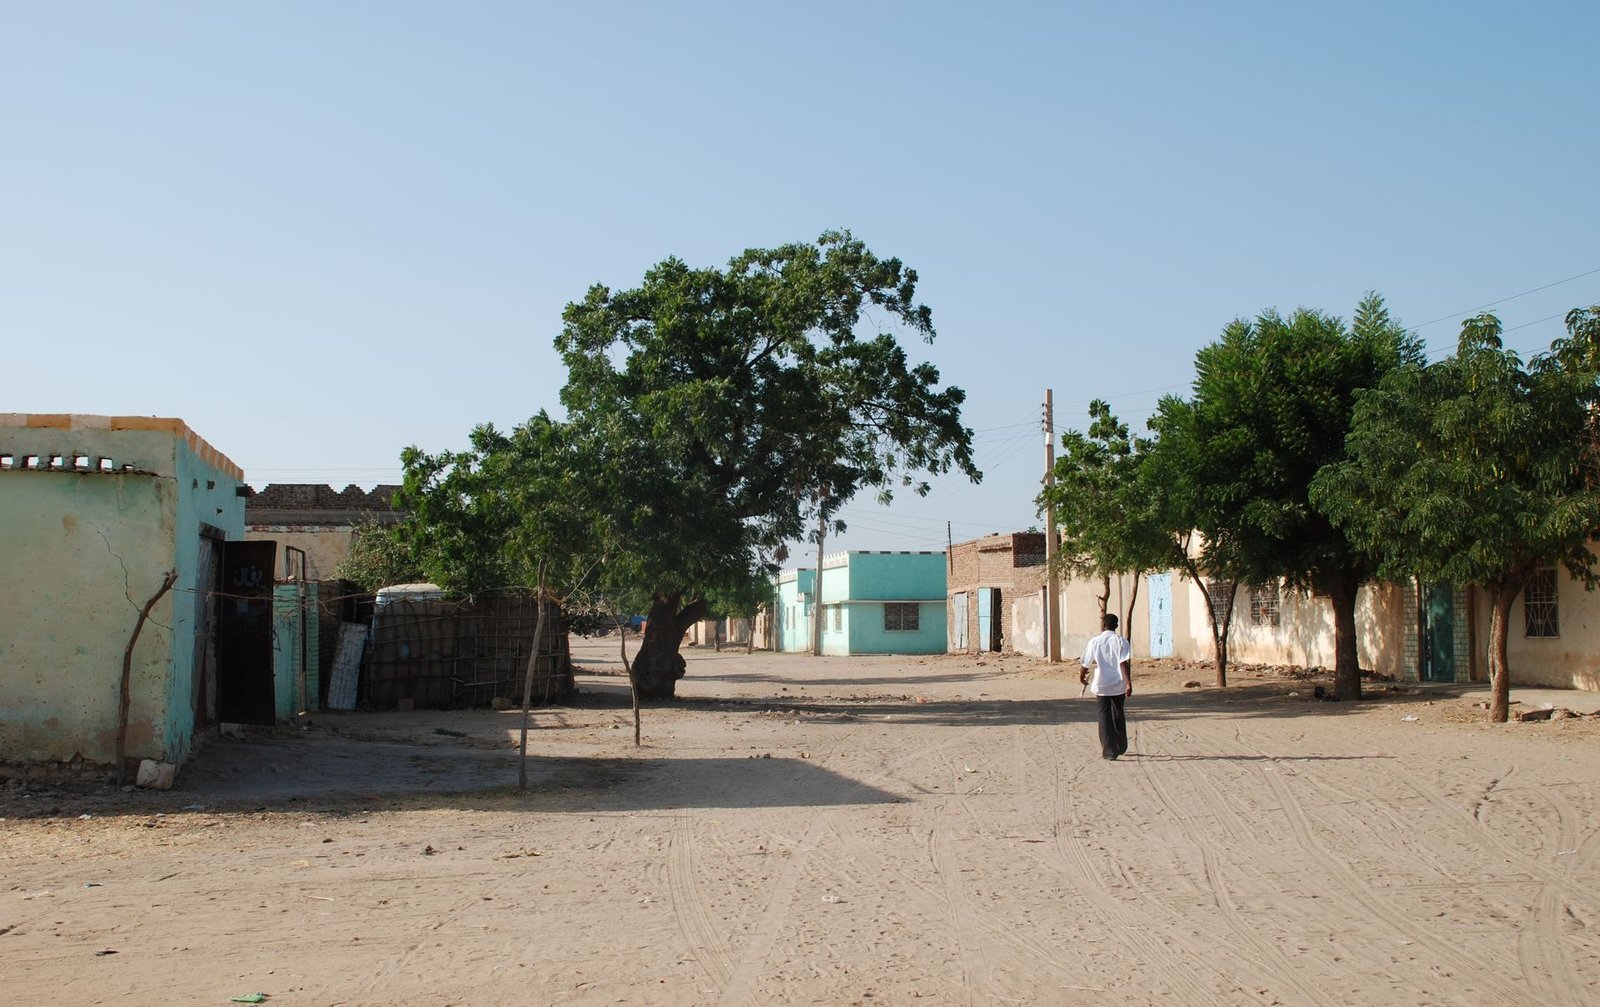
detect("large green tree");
top-left (1312, 309), bottom-right (1600, 722)
top-left (1150, 295), bottom-right (1419, 695)
top-left (556, 231), bottom-right (979, 697)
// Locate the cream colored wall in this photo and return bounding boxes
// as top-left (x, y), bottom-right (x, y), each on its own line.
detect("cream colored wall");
top-left (244, 525), bottom-right (357, 581)
top-left (1055, 572), bottom-right (1153, 661)
top-left (1216, 582), bottom-right (1408, 675)
top-left (1491, 568), bottom-right (1600, 691)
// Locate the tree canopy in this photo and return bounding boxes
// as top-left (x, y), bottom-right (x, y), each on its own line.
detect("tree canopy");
top-left (385, 231), bottom-right (978, 698)
top-left (1039, 399), bottom-right (1169, 635)
top-left (1312, 309), bottom-right (1600, 720)
top-left (1143, 295), bottom-right (1418, 691)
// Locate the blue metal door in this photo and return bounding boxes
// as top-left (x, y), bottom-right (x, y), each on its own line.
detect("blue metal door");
top-left (952, 593), bottom-right (968, 651)
top-left (1148, 573), bottom-right (1173, 658)
top-left (976, 589), bottom-right (993, 653)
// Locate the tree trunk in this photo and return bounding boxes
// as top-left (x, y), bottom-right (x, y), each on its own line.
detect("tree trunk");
top-left (1096, 573), bottom-right (1110, 617)
top-left (1186, 560), bottom-right (1233, 687)
top-left (1327, 571), bottom-right (1363, 701)
top-left (1487, 583), bottom-right (1518, 724)
top-left (630, 594), bottom-right (708, 700)
top-left (618, 618), bottom-right (640, 747)
top-left (518, 571), bottom-right (548, 790)
top-left (1123, 574), bottom-right (1141, 650)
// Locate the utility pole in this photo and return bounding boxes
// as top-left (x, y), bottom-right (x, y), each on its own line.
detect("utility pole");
top-left (811, 490), bottom-right (827, 656)
top-left (1043, 389), bottom-right (1062, 663)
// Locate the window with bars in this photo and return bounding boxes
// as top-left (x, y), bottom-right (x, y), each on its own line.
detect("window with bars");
top-left (1205, 579), bottom-right (1235, 628)
top-left (1525, 568), bottom-right (1558, 638)
top-left (1248, 581), bottom-right (1280, 627)
top-left (830, 605), bottom-right (841, 631)
top-left (883, 603), bottom-right (920, 632)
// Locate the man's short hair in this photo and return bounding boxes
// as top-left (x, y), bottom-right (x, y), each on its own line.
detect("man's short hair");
top-left (1102, 613), bottom-right (1119, 631)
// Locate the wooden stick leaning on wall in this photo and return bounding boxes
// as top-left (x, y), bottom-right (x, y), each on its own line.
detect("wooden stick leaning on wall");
top-left (118, 569), bottom-right (178, 786)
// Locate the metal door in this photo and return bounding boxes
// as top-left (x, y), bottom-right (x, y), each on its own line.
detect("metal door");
top-left (952, 593), bottom-right (968, 650)
top-left (1425, 583), bottom-right (1456, 682)
top-left (976, 589), bottom-right (993, 653)
top-left (1148, 573), bottom-right (1173, 658)
top-left (217, 540), bottom-right (277, 725)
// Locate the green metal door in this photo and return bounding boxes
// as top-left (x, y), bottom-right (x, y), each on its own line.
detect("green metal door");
top-left (1424, 584), bottom-right (1455, 682)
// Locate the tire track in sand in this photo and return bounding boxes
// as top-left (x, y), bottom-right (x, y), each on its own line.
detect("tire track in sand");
top-left (1029, 722), bottom-right (1244, 1006)
top-left (1143, 718), bottom-right (1530, 1004)
top-left (668, 814), bottom-right (736, 990)
top-left (1132, 722), bottom-right (1355, 1007)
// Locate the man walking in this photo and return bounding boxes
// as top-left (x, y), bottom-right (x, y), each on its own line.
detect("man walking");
top-left (1080, 613), bottom-right (1133, 760)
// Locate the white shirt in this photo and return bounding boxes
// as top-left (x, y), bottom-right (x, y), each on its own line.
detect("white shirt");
top-left (1081, 630), bottom-right (1132, 696)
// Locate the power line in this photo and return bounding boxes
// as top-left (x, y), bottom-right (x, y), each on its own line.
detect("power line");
top-left (1412, 267), bottom-right (1600, 330)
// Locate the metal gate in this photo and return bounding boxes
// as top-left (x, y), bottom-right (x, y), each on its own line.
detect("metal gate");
top-left (952, 592), bottom-right (968, 650)
top-left (216, 540), bottom-right (277, 725)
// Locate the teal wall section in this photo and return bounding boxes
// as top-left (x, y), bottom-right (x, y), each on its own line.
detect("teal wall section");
top-left (775, 570), bottom-right (814, 653)
top-left (167, 438), bottom-right (247, 759)
top-left (814, 552), bottom-right (948, 655)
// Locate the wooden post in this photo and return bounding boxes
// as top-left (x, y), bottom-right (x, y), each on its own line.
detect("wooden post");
top-left (1043, 389), bottom-right (1062, 663)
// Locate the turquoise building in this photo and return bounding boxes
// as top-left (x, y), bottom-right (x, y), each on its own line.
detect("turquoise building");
top-left (774, 551), bottom-right (947, 655)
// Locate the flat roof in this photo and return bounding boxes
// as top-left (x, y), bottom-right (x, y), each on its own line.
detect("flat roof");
top-left (0, 413), bottom-right (244, 481)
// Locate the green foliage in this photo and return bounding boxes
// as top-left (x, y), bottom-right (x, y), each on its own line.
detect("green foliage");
top-left (332, 519), bottom-right (424, 592)
top-left (554, 230), bottom-right (979, 607)
top-left (1145, 294), bottom-right (1419, 692)
top-left (393, 413), bottom-right (600, 598)
top-left (1156, 294), bottom-right (1421, 590)
top-left (1039, 399), bottom-right (1168, 585)
top-left (388, 231), bottom-right (976, 694)
top-left (1312, 311), bottom-right (1600, 593)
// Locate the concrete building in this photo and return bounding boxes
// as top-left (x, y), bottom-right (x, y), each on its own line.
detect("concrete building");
top-left (774, 568), bottom-right (815, 653)
top-left (775, 551), bottom-right (948, 656)
top-left (947, 532), bottom-right (1050, 655)
top-left (244, 482), bottom-right (400, 581)
top-left (975, 541), bottom-right (1595, 694)
top-left (0, 414), bottom-right (255, 770)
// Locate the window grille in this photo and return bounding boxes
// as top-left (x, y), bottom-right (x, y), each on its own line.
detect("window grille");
top-left (1248, 582), bottom-right (1280, 627)
top-left (830, 605), bottom-right (841, 631)
top-left (1525, 568), bottom-right (1559, 638)
top-left (883, 603), bottom-right (920, 632)
top-left (1205, 579), bottom-right (1235, 628)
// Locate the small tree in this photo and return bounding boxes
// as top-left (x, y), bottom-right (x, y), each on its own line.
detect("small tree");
top-left (1313, 310), bottom-right (1600, 722)
top-left (1039, 399), bottom-right (1170, 640)
top-left (1143, 398), bottom-right (1246, 686)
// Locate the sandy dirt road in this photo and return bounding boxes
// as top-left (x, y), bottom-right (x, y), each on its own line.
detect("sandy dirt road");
top-left (4, 641), bottom-right (1599, 1006)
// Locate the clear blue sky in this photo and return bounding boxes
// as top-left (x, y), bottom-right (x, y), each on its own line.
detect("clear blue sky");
top-left (5, 2), bottom-right (1598, 558)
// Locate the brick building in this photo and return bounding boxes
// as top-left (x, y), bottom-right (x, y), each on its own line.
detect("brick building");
top-left (947, 532), bottom-right (1050, 654)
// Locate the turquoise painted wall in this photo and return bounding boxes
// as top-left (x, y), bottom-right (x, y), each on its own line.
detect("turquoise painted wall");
top-left (815, 553), bottom-right (948, 655)
top-left (272, 584), bottom-right (303, 719)
top-left (846, 600), bottom-right (947, 654)
top-left (167, 438), bottom-right (247, 758)
top-left (775, 570), bottom-right (814, 653)
top-left (0, 425), bottom-right (185, 764)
